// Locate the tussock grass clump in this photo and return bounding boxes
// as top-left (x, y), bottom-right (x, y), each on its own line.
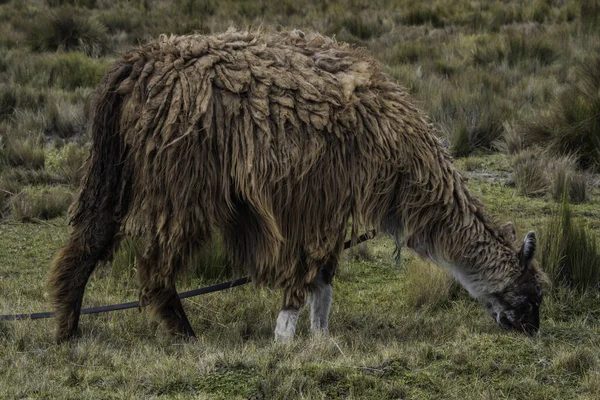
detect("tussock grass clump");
top-left (53, 142), bottom-right (88, 184)
top-left (1, 168), bottom-right (64, 186)
top-left (472, 32), bottom-right (555, 67)
top-left (512, 157), bottom-right (548, 197)
top-left (494, 122), bottom-right (526, 155)
top-left (47, 0), bottom-right (97, 8)
top-left (580, 0), bottom-right (600, 30)
top-left (46, 52), bottom-right (108, 90)
top-left (338, 16), bottom-right (384, 40)
top-left (547, 155), bottom-right (587, 204)
top-left (511, 153), bottom-right (588, 202)
top-left (26, 7), bottom-right (110, 57)
top-left (540, 198), bottom-right (600, 291)
top-left (529, 58), bottom-right (600, 171)
top-left (44, 98), bottom-right (85, 137)
top-left (0, 85), bottom-right (47, 121)
top-left (402, 5), bottom-right (445, 27)
top-left (0, 135), bottom-right (45, 170)
top-left (10, 186), bottom-right (73, 222)
top-left (402, 257), bottom-right (457, 311)
top-left (0, 174), bottom-right (22, 217)
top-left (431, 74), bottom-right (508, 157)
top-left (463, 157), bottom-right (482, 171)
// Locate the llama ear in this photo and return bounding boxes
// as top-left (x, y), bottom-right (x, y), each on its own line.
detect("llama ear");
top-left (521, 231), bottom-right (536, 264)
top-left (501, 222), bottom-right (517, 243)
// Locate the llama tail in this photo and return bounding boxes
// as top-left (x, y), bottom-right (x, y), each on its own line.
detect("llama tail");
top-left (69, 62), bottom-right (134, 227)
top-left (48, 63), bottom-right (134, 342)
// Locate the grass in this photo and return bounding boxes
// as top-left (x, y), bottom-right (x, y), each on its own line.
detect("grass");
top-left (539, 197), bottom-right (600, 292)
top-left (529, 57), bottom-right (600, 171)
top-left (10, 186), bottom-right (73, 221)
top-left (26, 6), bottom-right (110, 57)
top-left (1, 0), bottom-right (600, 398)
top-left (1, 221), bottom-right (600, 398)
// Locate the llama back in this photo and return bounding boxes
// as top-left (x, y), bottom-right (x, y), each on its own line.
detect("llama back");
top-left (99, 29), bottom-right (441, 288)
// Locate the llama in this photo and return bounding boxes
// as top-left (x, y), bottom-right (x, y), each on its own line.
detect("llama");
top-left (48, 29), bottom-right (548, 343)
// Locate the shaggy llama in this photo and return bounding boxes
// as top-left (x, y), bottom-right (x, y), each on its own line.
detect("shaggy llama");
top-left (49, 29), bottom-right (548, 342)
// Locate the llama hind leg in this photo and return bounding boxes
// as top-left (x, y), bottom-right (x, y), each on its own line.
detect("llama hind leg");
top-left (49, 224), bottom-right (119, 343)
top-left (309, 267), bottom-right (335, 334)
top-left (138, 244), bottom-right (196, 338)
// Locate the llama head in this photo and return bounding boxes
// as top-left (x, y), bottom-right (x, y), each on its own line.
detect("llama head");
top-left (481, 230), bottom-right (549, 335)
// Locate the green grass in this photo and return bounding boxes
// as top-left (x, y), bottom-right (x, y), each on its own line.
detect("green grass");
top-left (540, 197), bottom-right (600, 291)
top-left (1, 214), bottom-right (600, 398)
top-left (1, 0), bottom-right (600, 398)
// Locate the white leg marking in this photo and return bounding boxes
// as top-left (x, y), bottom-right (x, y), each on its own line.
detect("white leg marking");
top-left (310, 281), bottom-right (333, 334)
top-left (274, 308), bottom-right (299, 343)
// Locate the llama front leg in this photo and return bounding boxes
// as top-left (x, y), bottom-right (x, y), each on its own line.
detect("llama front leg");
top-left (309, 269), bottom-right (333, 334)
top-left (274, 288), bottom-right (305, 343)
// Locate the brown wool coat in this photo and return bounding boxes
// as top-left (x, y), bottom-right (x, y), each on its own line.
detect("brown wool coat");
top-left (70, 29), bottom-right (521, 308)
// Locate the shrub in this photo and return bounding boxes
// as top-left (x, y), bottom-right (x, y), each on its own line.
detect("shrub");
top-left (10, 186), bottom-right (74, 222)
top-left (540, 198), bottom-right (600, 291)
top-left (26, 7), bottom-right (110, 57)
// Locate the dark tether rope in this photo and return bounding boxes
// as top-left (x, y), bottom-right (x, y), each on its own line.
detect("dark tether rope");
top-left (0, 230), bottom-right (376, 321)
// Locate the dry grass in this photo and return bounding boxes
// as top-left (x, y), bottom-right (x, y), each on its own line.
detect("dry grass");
top-left (10, 186), bottom-right (73, 221)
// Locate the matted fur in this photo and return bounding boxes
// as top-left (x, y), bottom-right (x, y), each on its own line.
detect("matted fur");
top-left (50, 28), bottom-right (547, 340)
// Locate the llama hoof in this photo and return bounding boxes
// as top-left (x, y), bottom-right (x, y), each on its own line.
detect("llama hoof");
top-left (56, 328), bottom-right (80, 344)
top-left (310, 328), bottom-right (329, 337)
top-left (274, 308), bottom-right (299, 343)
top-left (274, 331), bottom-right (294, 344)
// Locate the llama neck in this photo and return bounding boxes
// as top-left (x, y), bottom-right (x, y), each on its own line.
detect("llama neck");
top-left (424, 208), bottom-right (519, 300)
top-left (401, 166), bottom-right (519, 299)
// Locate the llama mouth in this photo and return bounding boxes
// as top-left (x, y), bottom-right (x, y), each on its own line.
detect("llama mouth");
top-left (495, 312), bottom-right (513, 330)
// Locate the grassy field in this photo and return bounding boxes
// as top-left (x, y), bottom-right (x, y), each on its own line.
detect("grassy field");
top-left (1, 0), bottom-right (600, 399)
